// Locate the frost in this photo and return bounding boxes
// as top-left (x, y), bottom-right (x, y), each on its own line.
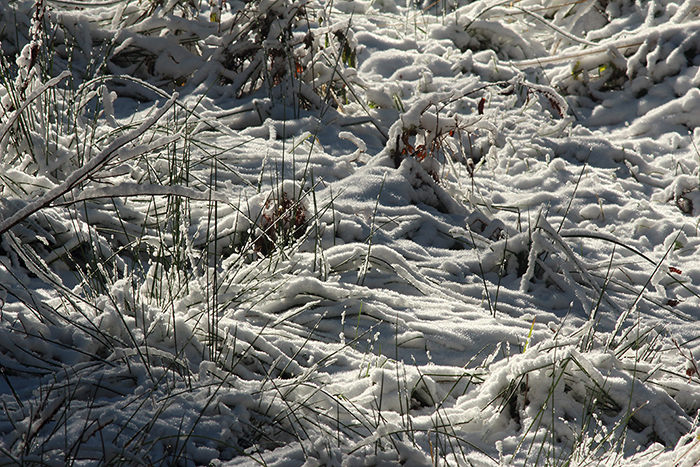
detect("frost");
top-left (2, 0), bottom-right (700, 465)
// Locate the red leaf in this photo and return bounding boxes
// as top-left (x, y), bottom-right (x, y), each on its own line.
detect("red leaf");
top-left (478, 98), bottom-right (486, 115)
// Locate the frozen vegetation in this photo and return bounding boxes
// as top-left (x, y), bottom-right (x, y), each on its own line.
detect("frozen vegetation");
top-left (1, 0), bottom-right (700, 464)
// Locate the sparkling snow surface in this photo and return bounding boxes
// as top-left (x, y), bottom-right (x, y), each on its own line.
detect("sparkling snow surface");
top-left (2, 0), bottom-right (700, 465)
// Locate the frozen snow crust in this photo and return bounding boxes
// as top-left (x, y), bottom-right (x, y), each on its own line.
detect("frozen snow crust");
top-left (2, 0), bottom-right (700, 465)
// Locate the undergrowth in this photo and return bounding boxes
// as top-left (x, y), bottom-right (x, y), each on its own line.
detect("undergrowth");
top-left (1, 0), bottom-right (700, 465)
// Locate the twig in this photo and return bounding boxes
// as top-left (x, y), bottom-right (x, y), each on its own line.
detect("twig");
top-left (0, 93), bottom-right (179, 237)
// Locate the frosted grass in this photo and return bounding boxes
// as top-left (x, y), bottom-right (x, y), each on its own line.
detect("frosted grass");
top-left (1, 0), bottom-right (700, 465)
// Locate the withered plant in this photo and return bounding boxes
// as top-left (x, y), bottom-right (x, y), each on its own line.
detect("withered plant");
top-left (255, 191), bottom-right (308, 256)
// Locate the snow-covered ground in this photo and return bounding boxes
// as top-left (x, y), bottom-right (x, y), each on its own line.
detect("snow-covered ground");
top-left (2, 0), bottom-right (700, 465)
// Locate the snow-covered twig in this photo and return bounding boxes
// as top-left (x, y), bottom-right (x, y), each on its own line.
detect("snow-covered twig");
top-left (0, 93), bottom-right (179, 236)
top-left (0, 70), bottom-right (71, 144)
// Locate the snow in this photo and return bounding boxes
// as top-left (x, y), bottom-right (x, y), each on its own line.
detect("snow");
top-left (1, 0), bottom-right (700, 465)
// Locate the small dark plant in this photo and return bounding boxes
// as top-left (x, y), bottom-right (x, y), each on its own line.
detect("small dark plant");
top-left (255, 191), bottom-right (307, 256)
